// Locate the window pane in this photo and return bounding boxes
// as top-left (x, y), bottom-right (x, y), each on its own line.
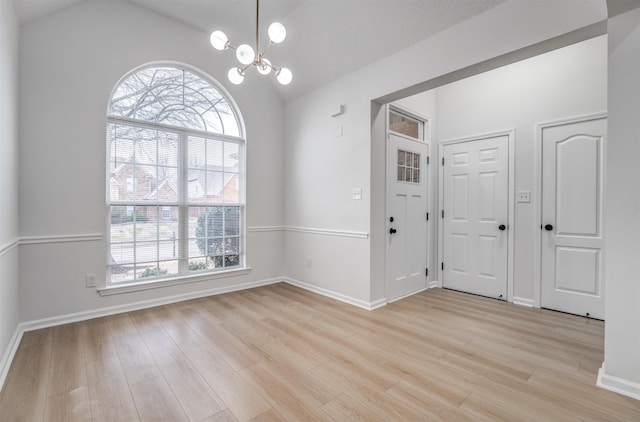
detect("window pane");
top-left (136, 241), bottom-right (158, 263)
top-left (108, 123), bottom-right (179, 204)
top-left (188, 258), bottom-right (207, 272)
top-left (159, 260), bottom-right (179, 277)
top-left (110, 242), bottom-right (135, 265)
top-left (225, 207), bottom-right (240, 236)
top-left (188, 136), bottom-right (206, 168)
top-left (159, 241), bottom-right (178, 261)
top-left (159, 211), bottom-right (179, 240)
top-left (389, 110), bottom-right (423, 140)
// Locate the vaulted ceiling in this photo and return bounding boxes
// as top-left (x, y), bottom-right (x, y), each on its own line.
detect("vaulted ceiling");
top-left (12, 0), bottom-right (506, 100)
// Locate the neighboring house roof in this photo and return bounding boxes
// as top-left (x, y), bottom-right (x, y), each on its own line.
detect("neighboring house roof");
top-left (188, 165), bottom-right (237, 198)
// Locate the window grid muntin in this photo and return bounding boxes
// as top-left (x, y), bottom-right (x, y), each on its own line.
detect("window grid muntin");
top-left (397, 149), bottom-right (421, 184)
top-left (109, 66), bottom-right (240, 137)
top-left (107, 65), bottom-right (244, 285)
top-left (107, 122), bottom-right (244, 283)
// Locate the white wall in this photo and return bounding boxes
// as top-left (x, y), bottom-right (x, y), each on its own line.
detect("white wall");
top-left (18, 0), bottom-right (284, 322)
top-left (434, 36), bottom-right (607, 303)
top-left (284, 0), bottom-right (606, 306)
top-left (0, 0), bottom-right (20, 386)
top-left (600, 6), bottom-right (640, 397)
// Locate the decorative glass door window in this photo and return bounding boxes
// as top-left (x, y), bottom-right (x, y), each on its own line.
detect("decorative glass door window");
top-left (397, 149), bottom-right (420, 183)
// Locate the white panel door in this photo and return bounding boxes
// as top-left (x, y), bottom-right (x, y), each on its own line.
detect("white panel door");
top-left (442, 136), bottom-right (509, 299)
top-left (386, 133), bottom-right (429, 302)
top-left (541, 117), bottom-right (606, 319)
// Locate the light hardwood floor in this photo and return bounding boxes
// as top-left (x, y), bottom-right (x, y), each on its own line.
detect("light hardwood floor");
top-left (1, 283), bottom-right (639, 421)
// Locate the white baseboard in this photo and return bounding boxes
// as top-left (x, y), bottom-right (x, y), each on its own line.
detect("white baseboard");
top-left (0, 327), bottom-right (23, 393)
top-left (369, 298), bottom-right (387, 310)
top-left (428, 280), bottom-right (441, 289)
top-left (597, 364), bottom-right (640, 401)
top-left (20, 277), bottom-right (283, 332)
top-left (282, 277), bottom-right (383, 310)
top-left (513, 296), bottom-right (535, 307)
top-left (387, 287), bottom-right (428, 304)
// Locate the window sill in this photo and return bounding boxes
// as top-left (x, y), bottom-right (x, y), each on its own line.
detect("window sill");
top-left (97, 267), bottom-right (252, 296)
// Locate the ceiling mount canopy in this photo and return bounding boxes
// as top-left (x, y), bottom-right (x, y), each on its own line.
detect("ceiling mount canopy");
top-left (210, 0), bottom-right (293, 86)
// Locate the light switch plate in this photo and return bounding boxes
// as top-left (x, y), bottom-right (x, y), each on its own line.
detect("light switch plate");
top-left (352, 188), bottom-right (362, 200)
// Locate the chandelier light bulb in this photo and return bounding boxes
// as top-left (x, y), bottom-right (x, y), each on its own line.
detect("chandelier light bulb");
top-left (236, 44), bottom-right (256, 65)
top-left (268, 22), bottom-right (287, 44)
top-left (210, 30), bottom-right (229, 50)
top-left (228, 68), bottom-right (245, 85)
top-left (276, 67), bottom-right (293, 85)
top-left (257, 58), bottom-right (272, 75)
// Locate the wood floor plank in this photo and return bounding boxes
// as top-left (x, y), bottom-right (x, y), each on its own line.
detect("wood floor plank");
top-left (129, 375), bottom-right (188, 422)
top-left (159, 306), bottom-right (272, 422)
top-left (0, 342), bottom-right (51, 421)
top-left (179, 306), bottom-right (262, 371)
top-left (201, 409), bottom-right (239, 422)
top-left (239, 363), bottom-right (332, 422)
top-left (86, 356), bottom-right (139, 422)
top-left (82, 318), bottom-right (117, 363)
top-left (19, 328), bottom-right (53, 350)
top-left (248, 409), bottom-right (286, 422)
top-left (47, 323), bottom-right (87, 397)
top-left (107, 313), bottom-right (162, 386)
top-left (43, 386), bottom-right (92, 422)
top-left (3, 285), bottom-right (640, 421)
top-left (130, 311), bottom-right (227, 422)
top-left (321, 393), bottom-right (388, 421)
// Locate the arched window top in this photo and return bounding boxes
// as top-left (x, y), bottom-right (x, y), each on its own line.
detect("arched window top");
top-left (108, 65), bottom-right (241, 137)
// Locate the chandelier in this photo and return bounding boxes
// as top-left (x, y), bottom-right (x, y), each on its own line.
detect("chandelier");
top-left (209, 0), bottom-right (293, 86)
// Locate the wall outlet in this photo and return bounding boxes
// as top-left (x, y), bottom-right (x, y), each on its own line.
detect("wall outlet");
top-left (352, 188), bottom-right (362, 200)
top-left (85, 273), bottom-right (97, 288)
top-left (517, 191), bottom-right (531, 203)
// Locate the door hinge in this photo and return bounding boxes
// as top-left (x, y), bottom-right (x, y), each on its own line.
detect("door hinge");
top-left (426, 268), bottom-right (429, 277)
top-left (427, 156), bottom-right (430, 165)
top-left (426, 212), bottom-right (429, 221)
top-left (441, 210), bottom-right (444, 218)
top-left (441, 262), bottom-right (444, 271)
top-left (442, 157), bottom-right (445, 166)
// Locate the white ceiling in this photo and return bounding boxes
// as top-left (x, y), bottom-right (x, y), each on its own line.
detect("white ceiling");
top-left (12, 0), bottom-right (506, 101)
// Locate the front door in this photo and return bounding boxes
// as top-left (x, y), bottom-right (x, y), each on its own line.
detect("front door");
top-left (541, 116), bottom-right (606, 319)
top-left (441, 135), bottom-right (509, 299)
top-left (386, 132), bottom-right (429, 302)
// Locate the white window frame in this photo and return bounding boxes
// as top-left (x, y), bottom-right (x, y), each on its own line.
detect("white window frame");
top-left (101, 63), bottom-right (248, 294)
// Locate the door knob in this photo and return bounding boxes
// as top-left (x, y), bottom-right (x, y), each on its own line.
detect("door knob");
top-left (498, 224), bottom-right (506, 231)
top-left (545, 224), bottom-right (554, 231)
top-left (389, 228), bottom-right (397, 234)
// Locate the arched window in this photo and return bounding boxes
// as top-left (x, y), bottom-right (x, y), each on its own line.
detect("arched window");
top-left (107, 64), bottom-right (245, 285)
